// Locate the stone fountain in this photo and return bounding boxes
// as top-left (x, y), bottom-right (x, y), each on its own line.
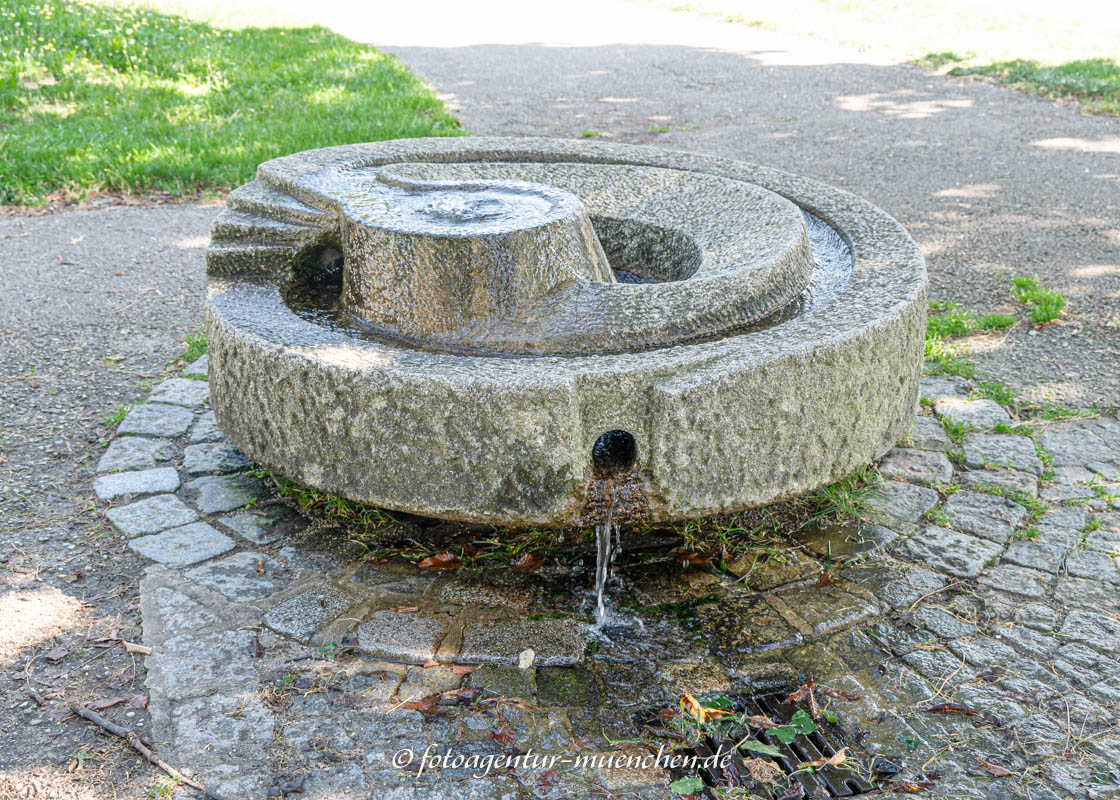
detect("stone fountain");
top-left (206, 137), bottom-right (925, 528)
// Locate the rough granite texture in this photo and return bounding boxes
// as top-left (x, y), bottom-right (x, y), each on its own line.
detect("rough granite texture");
top-left (205, 138), bottom-right (926, 526)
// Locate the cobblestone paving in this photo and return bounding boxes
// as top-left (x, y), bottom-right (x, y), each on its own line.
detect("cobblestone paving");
top-left (96, 368), bottom-right (1120, 799)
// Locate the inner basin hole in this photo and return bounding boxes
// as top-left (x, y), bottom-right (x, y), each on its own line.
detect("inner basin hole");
top-left (592, 430), bottom-right (637, 473)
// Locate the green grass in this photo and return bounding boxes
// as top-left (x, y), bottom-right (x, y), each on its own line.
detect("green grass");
top-left (923, 55), bottom-right (1120, 115)
top-left (973, 379), bottom-right (1015, 405)
top-left (182, 327), bottom-right (206, 363)
top-left (102, 403), bottom-right (132, 426)
top-left (1010, 275), bottom-right (1067, 324)
top-left (0, 0), bottom-right (462, 205)
top-left (581, 129), bottom-right (606, 138)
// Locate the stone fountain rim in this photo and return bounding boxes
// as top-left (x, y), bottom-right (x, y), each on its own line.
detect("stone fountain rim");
top-left (210, 136), bottom-right (924, 380)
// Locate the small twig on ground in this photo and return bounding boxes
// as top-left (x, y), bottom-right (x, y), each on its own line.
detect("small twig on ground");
top-left (907, 580), bottom-right (962, 611)
top-left (68, 704), bottom-right (232, 800)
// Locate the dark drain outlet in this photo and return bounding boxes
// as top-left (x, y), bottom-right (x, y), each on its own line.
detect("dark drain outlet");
top-left (650, 691), bottom-right (874, 799)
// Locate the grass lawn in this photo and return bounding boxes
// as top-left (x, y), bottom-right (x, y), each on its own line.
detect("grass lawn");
top-left (650, 0), bottom-right (1120, 114)
top-left (0, 0), bottom-right (463, 205)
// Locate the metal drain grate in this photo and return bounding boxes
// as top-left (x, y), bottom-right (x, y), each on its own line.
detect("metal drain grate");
top-left (651, 692), bottom-right (874, 799)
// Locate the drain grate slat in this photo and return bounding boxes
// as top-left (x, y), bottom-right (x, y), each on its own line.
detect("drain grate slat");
top-left (650, 690), bottom-right (874, 799)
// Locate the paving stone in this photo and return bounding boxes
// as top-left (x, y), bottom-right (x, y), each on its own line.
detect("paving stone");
top-left (776, 584), bottom-right (880, 635)
top-left (1054, 577), bottom-right (1120, 614)
top-left (438, 570), bottom-right (548, 608)
top-left (1041, 505), bottom-right (1088, 531)
top-left (897, 526), bottom-right (1002, 578)
top-left (865, 481), bottom-right (939, 523)
top-left (188, 411), bottom-right (225, 443)
top-left (263, 588), bottom-right (350, 643)
top-left (218, 505), bottom-right (305, 545)
top-left (657, 661), bottom-right (736, 695)
top-left (94, 466), bottom-right (180, 500)
top-left (1088, 675), bottom-right (1120, 704)
top-left (1013, 603), bottom-right (1060, 632)
top-left (1046, 691), bottom-right (1110, 724)
top-left (152, 587), bottom-right (221, 634)
top-left (698, 594), bottom-right (802, 656)
top-left (185, 551), bottom-right (288, 602)
top-left (796, 523), bottom-right (899, 563)
top-left (355, 611), bottom-right (446, 663)
top-left (934, 398), bottom-right (1012, 429)
top-left (1065, 550), bottom-right (1119, 584)
top-left (978, 564), bottom-right (1051, 598)
top-left (1039, 426), bottom-right (1114, 466)
top-left (1032, 525), bottom-right (1083, 550)
top-left (947, 636), bottom-right (1018, 667)
top-left (466, 665), bottom-right (535, 700)
top-left (1002, 540), bottom-right (1066, 574)
top-left (183, 441), bottom-right (251, 475)
top-left (128, 522), bottom-right (235, 568)
top-left (117, 403), bottom-right (194, 437)
top-left (1055, 642), bottom-right (1112, 672)
top-left (962, 433), bottom-right (1043, 475)
top-left (907, 415), bottom-right (950, 451)
top-left (1016, 713), bottom-right (1076, 753)
top-left (459, 618), bottom-right (588, 666)
top-left (865, 620), bottom-right (936, 656)
top-left (105, 494), bottom-right (198, 536)
top-left (953, 684), bottom-right (1031, 724)
top-left (169, 692), bottom-right (273, 766)
top-left (1050, 465), bottom-right (1097, 485)
top-left (878, 448), bottom-right (953, 484)
top-left (159, 630), bottom-right (257, 701)
top-left (943, 491), bottom-right (1029, 543)
top-left (919, 376), bottom-right (969, 402)
top-left (911, 607), bottom-right (976, 639)
top-left (97, 436), bottom-right (174, 472)
top-left (996, 624), bottom-right (1059, 656)
top-left (726, 551), bottom-right (816, 590)
top-left (183, 354), bottom-right (208, 377)
top-left (1059, 610), bottom-right (1120, 650)
top-left (149, 377), bottom-right (210, 407)
top-left (1056, 658), bottom-right (1109, 687)
top-left (1085, 528), bottom-right (1120, 554)
top-left (1087, 461), bottom-right (1120, 481)
top-left (901, 648), bottom-right (975, 683)
top-left (282, 714), bottom-right (354, 750)
top-left (186, 473), bottom-right (265, 513)
top-left (959, 469), bottom-right (1038, 497)
top-left (1100, 512), bottom-right (1120, 533)
top-left (863, 566), bottom-right (947, 610)
top-left (1041, 484), bottom-right (1095, 502)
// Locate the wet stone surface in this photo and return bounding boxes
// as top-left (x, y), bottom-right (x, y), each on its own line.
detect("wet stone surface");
top-left (95, 382), bottom-right (1120, 799)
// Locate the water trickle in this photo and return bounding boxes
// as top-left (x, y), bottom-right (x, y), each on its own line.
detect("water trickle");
top-left (593, 517), bottom-right (617, 626)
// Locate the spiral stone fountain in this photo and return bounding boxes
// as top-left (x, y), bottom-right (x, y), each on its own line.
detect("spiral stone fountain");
top-left (205, 137), bottom-right (926, 527)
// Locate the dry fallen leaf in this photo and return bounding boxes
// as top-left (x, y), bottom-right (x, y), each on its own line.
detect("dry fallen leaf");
top-left (451, 664), bottom-right (477, 675)
top-left (128, 694), bottom-right (148, 710)
top-left (416, 553), bottom-right (462, 571)
top-left (510, 552), bottom-right (545, 571)
top-left (819, 687), bottom-right (861, 702)
top-left (390, 605), bottom-right (419, 613)
top-left (925, 702), bottom-right (981, 717)
top-left (422, 657), bottom-right (441, 668)
top-left (122, 641), bottom-right (152, 655)
top-left (745, 714), bottom-right (779, 730)
top-left (799, 747), bottom-right (849, 770)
